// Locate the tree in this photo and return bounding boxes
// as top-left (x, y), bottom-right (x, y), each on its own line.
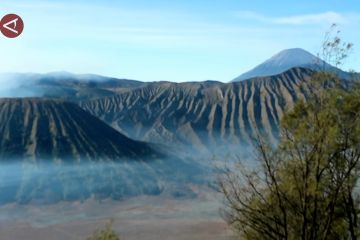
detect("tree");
top-left (219, 25), bottom-right (360, 240)
top-left (86, 221), bottom-right (120, 240)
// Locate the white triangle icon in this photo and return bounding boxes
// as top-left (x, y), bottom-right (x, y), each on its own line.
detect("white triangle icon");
top-left (3, 18), bottom-right (19, 34)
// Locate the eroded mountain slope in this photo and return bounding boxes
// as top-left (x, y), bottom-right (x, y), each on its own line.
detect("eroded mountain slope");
top-left (0, 98), bottom-right (155, 161)
top-left (80, 68), bottom-right (314, 150)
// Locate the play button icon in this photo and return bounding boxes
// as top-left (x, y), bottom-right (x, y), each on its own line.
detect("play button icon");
top-left (0, 14), bottom-right (24, 38)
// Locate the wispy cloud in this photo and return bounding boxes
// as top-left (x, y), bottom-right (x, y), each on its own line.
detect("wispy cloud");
top-left (274, 12), bottom-right (345, 25)
top-left (234, 11), bottom-right (357, 25)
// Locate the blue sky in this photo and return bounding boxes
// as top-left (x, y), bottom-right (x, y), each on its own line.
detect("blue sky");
top-left (1, 0), bottom-right (360, 82)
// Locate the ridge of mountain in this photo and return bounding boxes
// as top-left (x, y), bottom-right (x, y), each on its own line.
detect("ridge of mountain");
top-left (0, 72), bottom-right (146, 100)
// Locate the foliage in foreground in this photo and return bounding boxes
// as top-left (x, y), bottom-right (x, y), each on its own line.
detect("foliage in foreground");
top-left (219, 25), bottom-right (360, 240)
top-left (86, 221), bottom-right (120, 240)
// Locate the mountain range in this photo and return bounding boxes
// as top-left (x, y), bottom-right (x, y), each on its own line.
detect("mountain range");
top-left (0, 48), bottom-right (353, 155)
top-left (0, 48), bottom-right (357, 203)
